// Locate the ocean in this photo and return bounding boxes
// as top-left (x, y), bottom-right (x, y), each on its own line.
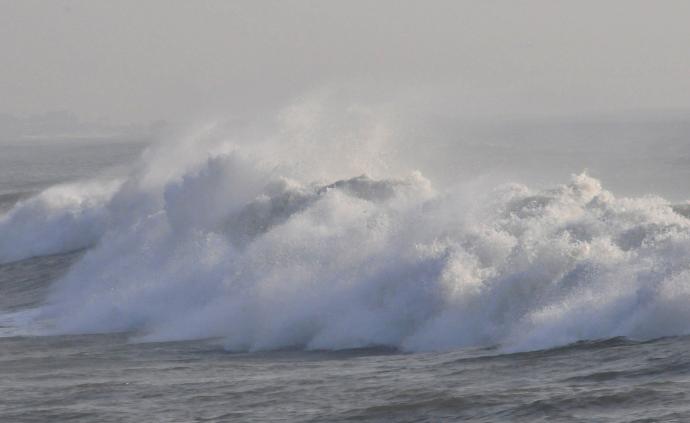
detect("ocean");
top-left (2, 116), bottom-right (690, 422)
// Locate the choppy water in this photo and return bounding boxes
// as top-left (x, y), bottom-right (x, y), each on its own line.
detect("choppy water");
top-left (2, 111), bottom-right (690, 421)
top-left (4, 332), bottom-right (690, 422)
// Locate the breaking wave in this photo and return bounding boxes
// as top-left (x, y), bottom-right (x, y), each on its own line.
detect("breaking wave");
top-left (2, 101), bottom-right (690, 352)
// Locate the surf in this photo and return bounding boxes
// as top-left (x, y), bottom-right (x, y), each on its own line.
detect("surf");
top-left (2, 100), bottom-right (690, 354)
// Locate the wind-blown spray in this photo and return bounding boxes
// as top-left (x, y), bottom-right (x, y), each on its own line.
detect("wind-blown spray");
top-left (2, 98), bottom-right (690, 353)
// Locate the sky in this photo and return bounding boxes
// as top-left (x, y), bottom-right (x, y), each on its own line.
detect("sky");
top-left (2, 0), bottom-right (690, 124)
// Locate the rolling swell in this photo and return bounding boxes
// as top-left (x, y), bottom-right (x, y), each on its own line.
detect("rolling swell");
top-left (1, 120), bottom-right (690, 353)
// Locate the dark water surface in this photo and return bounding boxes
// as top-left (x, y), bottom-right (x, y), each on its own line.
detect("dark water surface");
top-left (3, 330), bottom-right (690, 421)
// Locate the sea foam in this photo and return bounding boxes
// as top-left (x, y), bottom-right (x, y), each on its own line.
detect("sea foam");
top-left (2, 102), bottom-right (690, 353)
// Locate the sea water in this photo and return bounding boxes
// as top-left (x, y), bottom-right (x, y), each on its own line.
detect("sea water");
top-left (2, 105), bottom-right (690, 422)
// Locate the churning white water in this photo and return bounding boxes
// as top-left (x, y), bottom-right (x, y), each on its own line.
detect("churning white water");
top-left (2, 100), bottom-right (690, 354)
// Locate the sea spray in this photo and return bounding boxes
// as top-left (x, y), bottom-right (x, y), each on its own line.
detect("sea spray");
top-left (2, 103), bottom-right (690, 353)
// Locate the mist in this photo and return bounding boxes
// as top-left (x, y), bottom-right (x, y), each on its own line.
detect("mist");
top-left (3, 0), bottom-right (690, 123)
top-left (1, 1), bottom-right (690, 198)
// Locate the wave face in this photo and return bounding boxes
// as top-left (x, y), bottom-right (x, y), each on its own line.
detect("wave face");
top-left (3, 104), bottom-right (690, 352)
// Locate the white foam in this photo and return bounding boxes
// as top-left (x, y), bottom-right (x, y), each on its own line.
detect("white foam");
top-left (0, 180), bottom-right (119, 264)
top-left (4, 99), bottom-right (690, 352)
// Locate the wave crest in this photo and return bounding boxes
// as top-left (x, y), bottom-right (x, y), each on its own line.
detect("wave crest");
top-left (3, 108), bottom-right (690, 352)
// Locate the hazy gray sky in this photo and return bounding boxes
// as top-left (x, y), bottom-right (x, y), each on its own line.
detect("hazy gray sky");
top-left (2, 0), bottom-right (690, 124)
